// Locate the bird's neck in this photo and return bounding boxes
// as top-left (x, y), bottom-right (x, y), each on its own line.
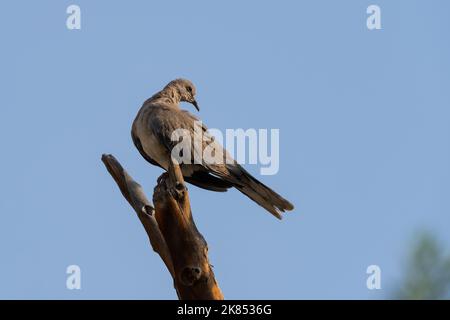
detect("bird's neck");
top-left (148, 86), bottom-right (181, 106)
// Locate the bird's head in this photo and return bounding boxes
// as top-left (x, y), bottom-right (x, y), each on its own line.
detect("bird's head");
top-left (165, 78), bottom-right (199, 111)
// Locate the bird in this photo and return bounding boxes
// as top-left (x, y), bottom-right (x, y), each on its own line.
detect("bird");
top-left (131, 79), bottom-right (294, 219)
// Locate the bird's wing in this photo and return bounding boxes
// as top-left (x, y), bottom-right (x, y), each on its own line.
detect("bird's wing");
top-left (147, 107), bottom-right (234, 191)
top-left (147, 107), bottom-right (294, 218)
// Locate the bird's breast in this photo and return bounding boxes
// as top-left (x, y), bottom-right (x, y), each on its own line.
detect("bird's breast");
top-left (135, 118), bottom-right (170, 170)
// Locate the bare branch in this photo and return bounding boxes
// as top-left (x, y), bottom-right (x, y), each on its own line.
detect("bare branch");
top-left (102, 154), bottom-right (223, 300)
top-left (101, 154), bottom-right (174, 278)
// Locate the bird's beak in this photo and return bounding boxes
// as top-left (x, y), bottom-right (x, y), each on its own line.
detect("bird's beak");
top-left (192, 100), bottom-right (200, 111)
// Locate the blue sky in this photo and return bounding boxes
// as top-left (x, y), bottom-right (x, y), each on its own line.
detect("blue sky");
top-left (1, 0), bottom-right (449, 299)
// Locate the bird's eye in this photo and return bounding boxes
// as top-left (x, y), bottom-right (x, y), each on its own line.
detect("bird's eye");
top-left (187, 87), bottom-right (192, 93)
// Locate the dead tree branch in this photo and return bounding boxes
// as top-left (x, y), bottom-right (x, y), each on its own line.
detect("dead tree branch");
top-left (101, 154), bottom-right (223, 300)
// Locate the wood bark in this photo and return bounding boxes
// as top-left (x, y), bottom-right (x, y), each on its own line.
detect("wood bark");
top-left (101, 154), bottom-right (223, 300)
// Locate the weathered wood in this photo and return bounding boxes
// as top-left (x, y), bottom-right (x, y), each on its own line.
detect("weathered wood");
top-left (101, 154), bottom-right (223, 300)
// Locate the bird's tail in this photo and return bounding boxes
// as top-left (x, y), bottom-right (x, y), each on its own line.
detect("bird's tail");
top-left (231, 165), bottom-right (294, 219)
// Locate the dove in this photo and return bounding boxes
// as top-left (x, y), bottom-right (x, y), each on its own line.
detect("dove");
top-left (131, 79), bottom-right (294, 219)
